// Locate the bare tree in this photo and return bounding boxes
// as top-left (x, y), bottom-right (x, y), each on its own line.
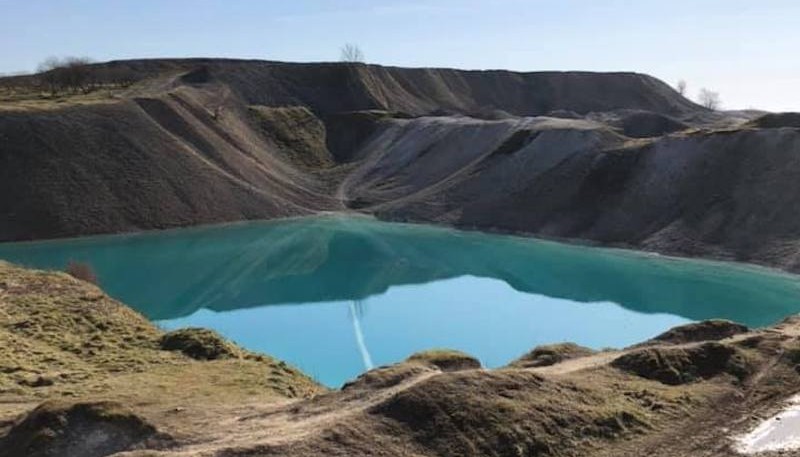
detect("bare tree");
top-left (37, 56), bottom-right (64, 94)
top-left (63, 56), bottom-right (94, 93)
top-left (698, 88), bottom-right (721, 110)
top-left (340, 43), bottom-right (365, 63)
top-left (35, 56), bottom-right (95, 94)
top-left (676, 79), bottom-right (687, 96)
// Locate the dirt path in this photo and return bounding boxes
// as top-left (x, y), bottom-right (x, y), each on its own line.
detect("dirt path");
top-left (529, 350), bottom-right (624, 376)
top-left (150, 337), bottom-right (725, 454)
top-left (530, 327), bottom-right (789, 377)
top-left (154, 370), bottom-right (441, 456)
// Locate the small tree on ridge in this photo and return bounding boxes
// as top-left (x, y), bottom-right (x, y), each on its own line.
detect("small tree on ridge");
top-left (676, 79), bottom-right (687, 96)
top-left (340, 43), bottom-right (365, 63)
top-left (698, 88), bottom-right (721, 110)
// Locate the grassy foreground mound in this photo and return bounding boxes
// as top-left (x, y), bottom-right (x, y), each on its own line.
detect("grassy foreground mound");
top-left (0, 261), bottom-right (319, 400)
top-left (3, 261), bottom-right (800, 456)
top-left (0, 261), bottom-right (321, 456)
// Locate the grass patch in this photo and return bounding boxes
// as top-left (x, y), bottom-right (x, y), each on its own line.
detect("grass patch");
top-left (509, 342), bottom-right (594, 368)
top-left (406, 349), bottom-right (481, 371)
top-left (159, 328), bottom-right (239, 360)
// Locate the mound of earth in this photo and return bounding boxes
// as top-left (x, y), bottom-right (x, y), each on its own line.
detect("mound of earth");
top-left (509, 342), bottom-right (595, 368)
top-left (341, 363), bottom-right (436, 391)
top-left (405, 349), bottom-right (482, 371)
top-left (647, 320), bottom-right (750, 345)
top-left (611, 342), bottom-right (752, 385)
top-left (618, 111), bottom-right (688, 138)
top-left (0, 400), bottom-right (165, 457)
top-left (159, 328), bottom-right (240, 360)
top-left (368, 370), bottom-right (651, 456)
top-left (747, 112), bottom-right (800, 129)
top-left (0, 260), bottom-right (321, 410)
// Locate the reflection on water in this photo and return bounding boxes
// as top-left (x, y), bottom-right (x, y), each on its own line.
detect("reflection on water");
top-left (349, 300), bottom-right (374, 370)
top-left (2, 215), bottom-right (800, 386)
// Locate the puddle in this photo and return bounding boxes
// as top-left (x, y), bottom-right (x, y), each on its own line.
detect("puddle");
top-left (735, 394), bottom-right (800, 454)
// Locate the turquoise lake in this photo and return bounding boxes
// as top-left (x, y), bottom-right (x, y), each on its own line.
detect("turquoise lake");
top-left (2, 215), bottom-right (800, 387)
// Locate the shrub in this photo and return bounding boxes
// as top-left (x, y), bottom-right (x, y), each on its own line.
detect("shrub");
top-left (65, 260), bottom-right (98, 285)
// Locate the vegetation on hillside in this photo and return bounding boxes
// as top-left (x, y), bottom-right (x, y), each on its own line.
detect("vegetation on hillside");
top-left (0, 56), bottom-right (140, 111)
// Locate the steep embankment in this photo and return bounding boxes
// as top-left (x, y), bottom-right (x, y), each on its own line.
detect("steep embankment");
top-left (0, 80), bottom-right (340, 241)
top-left (343, 116), bottom-right (800, 271)
top-left (3, 261), bottom-right (800, 456)
top-left (4, 58), bottom-right (800, 272)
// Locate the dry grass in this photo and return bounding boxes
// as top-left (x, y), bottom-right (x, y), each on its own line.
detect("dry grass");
top-left (406, 348), bottom-right (482, 371)
top-left (509, 342), bottom-right (595, 368)
top-left (0, 85), bottom-right (126, 112)
top-left (0, 260), bottom-right (322, 404)
top-left (248, 105), bottom-right (335, 168)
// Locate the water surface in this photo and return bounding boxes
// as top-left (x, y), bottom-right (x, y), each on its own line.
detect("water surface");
top-left (2, 216), bottom-right (800, 386)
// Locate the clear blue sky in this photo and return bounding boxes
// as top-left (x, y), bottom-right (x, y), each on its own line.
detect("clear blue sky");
top-left (2, 0), bottom-right (798, 111)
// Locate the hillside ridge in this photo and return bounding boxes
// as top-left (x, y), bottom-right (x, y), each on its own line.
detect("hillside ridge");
top-left (3, 58), bottom-right (800, 273)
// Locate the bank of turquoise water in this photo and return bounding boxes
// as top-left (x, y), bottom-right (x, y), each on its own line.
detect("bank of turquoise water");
top-left (2, 215), bottom-right (800, 386)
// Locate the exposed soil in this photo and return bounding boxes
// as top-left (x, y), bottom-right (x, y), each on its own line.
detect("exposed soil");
top-left (0, 400), bottom-right (167, 457)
